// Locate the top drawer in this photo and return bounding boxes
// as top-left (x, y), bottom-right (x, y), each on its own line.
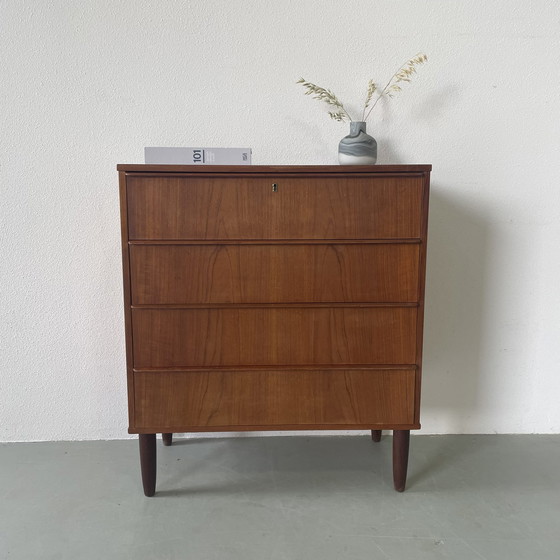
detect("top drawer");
top-left (126, 175), bottom-right (424, 240)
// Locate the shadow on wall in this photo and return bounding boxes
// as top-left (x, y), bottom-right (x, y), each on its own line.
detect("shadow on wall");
top-left (421, 185), bottom-right (489, 433)
top-left (376, 137), bottom-right (406, 164)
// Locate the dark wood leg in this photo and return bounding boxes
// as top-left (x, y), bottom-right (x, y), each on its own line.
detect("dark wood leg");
top-left (162, 433), bottom-right (173, 446)
top-left (392, 430), bottom-right (410, 492)
top-left (371, 430), bottom-right (382, 442)
top-left (139, 434), bottom-right (156, 497)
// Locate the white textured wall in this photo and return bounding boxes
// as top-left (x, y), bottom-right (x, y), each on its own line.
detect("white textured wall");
top-left (2, 1), bottom-right (559, 441)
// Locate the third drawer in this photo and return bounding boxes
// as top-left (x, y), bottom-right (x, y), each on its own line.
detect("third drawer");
top-left (132, 306), bottom-right (418, 368)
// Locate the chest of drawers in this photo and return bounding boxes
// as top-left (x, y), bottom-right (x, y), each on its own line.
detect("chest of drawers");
top-left (118, 164), bottom-right (431, 495)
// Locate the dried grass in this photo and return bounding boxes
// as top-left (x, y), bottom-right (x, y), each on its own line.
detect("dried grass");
top-left (298, 54), bottom-right (427, 123)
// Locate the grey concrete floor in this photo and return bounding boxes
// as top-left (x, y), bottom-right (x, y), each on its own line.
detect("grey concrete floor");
top-left (1, 435), bottom-right (559, 559)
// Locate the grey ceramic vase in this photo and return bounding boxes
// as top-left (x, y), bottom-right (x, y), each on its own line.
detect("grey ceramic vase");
top-left (338, 121), bottom-right (377, 165)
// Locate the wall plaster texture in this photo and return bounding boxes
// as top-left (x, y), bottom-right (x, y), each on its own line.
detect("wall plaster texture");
top-left (1, 1), bottom-right (559, 440)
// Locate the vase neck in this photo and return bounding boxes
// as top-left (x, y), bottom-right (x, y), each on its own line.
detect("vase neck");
top-left (350, 121), bottom-right (367, 135)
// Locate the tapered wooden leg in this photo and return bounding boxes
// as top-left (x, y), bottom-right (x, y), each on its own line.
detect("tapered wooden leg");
top-left (162, 433), bottom-right (173, 446)
top-left (139, 434), bottom-right (156, 497)
top-left (371, 430), bottom-right (382, 442)
top-left (392, 430), bottom-right (410, 492)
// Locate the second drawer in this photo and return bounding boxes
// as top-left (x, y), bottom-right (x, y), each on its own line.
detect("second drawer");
top-left (130, 243), bottom-right (420, 304)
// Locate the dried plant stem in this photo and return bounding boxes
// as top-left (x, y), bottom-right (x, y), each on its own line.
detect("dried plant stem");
top-left (296, 78), bottom-right (353, 122)
top-left (297, 53), bottom-right (427, 124)
top-left (361, 79), bottom-right (377, 121)
top-left (363, 53), bottom-right (427, 122)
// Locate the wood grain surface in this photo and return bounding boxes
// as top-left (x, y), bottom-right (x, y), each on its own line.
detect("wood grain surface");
top-left (130, 243), bottom-right (420, 304)
top-left (126, 175), bottom-right (423, 240)
top-left (133, 369), bottom-right (416, 429)
top-left (132, 307), bottom-right (418, 368)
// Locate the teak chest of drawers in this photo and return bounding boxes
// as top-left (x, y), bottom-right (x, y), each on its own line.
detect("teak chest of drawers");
top-left (118, 164), bottom-right (431, 495)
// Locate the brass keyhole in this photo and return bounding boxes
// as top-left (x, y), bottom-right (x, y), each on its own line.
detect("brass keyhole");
top-left (272, 183), bottom-right (278, 192)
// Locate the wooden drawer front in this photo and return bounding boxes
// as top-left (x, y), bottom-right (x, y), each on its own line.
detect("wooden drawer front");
top-left (133, 369), bottom-right (416, 429)
top-left (132, 307), bottom-right (417, 367)
top-left (130, 244), bottom-right (420, 304)
top-left (127, 175), bottom-right (423, 240)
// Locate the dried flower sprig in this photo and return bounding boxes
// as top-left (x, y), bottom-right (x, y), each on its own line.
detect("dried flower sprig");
top-left (363, 53), bottom-right (427, 121)
top-left (298, 53), bottom-right (427, 123)
top-left (296, 78), bottom-right (352, 122)
top-left (363, 79), bottom-right (377, 112)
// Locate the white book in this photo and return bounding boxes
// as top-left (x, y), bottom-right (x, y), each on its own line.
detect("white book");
top-left (144, 147), bottom-right (252, 165)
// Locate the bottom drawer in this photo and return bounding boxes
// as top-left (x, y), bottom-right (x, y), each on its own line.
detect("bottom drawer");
top-left (132, 369), bottom-right (417, 431)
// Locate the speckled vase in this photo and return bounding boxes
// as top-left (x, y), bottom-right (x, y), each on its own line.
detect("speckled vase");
top-left (338, 121), bottom-right (377, 165)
